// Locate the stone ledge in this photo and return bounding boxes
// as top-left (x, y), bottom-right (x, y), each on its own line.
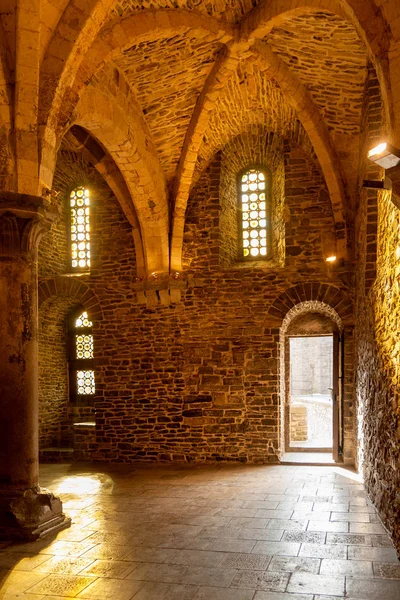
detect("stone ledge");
top-left (134, 278), bottom-right (187, 306)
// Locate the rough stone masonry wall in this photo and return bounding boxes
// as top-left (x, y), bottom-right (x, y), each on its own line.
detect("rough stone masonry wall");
top-left (355, 189), bottom-right (400, 554)
top-left (38, 296), bottom-right (77, 447)
top-left (39, 138), bottom-right (355, 464)
top-left (354, 67), bottom-right (400, 553)
top-left (38, 149), bottom-right (137, 449)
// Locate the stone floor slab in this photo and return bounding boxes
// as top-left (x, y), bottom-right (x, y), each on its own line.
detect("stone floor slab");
top-left (320, 558), bottom-right (373, 577)
top-left (193, 587), bottom-right (255, 600)
top-left (180, 566), bottom-right (238, 587)
top-left (346, 576), bottom-right (400, 599)
top-left (220, 552), bottom-right (271, 570)
top-left (231, 569), bottom-right (289, 592)
top-left (77, 577), bottom-right (146, 598)
top-left (252, 541), bottom-right (301, 556)
top-left (287, 572), bottom-right (345, 596)
top-left (347, 545), bottom-right (399, 562)
top-left (267, 555), bottom-right (320, 574)
top-left (133, 582), bottom-right (199, 599)
top-left (27, 574), bottom-right (97, 597)
top-left (299, 543), bottom-right (347, 560)
top-left (254, 594), bottom-right (313, 600)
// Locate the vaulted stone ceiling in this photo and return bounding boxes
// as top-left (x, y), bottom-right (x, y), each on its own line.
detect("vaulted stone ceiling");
top-left (37, 0), bottom-right (390, 272)
top-left (95, 3), bottom-right (370, 191)
top-left (111, 0), bottom-right (261, 23)
top-left (194, 58), bottom-right (313, 178)
top-left (114, 34), bottom-right (224, 182)
top-left (265, 12), bottom-right (368, 135)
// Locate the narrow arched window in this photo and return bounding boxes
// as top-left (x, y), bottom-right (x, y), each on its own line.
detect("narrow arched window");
top-left (70, 186), bottom-right (91, 270)
top-left (68, 309), bottom-right (95, 404)
top-left (238, 167), bottom-right (270, 259)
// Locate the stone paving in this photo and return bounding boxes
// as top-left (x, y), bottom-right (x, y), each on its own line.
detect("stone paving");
top-left (0, 463), bottom-right (399, 599)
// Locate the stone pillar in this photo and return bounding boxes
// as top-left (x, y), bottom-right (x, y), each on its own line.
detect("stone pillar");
top-left (0, 192), bottom-right (71, 540)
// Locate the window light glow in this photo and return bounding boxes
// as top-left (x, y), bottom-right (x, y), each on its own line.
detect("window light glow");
top-left (73, 311), bottom-right (95, 395)
top-left (75, 311), bottom-right (92, 328)
top-left (77, 370), bottom-right (95, 395)
top-left (75, 334), bottom-right (94, 359)
top-left (240, 169), bottom-right (268, 258)
top-left (70, 187), bottom-right (91, 269)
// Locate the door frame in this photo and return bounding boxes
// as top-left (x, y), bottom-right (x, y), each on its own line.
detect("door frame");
top-left (284, 331), bottom-right (343, 461)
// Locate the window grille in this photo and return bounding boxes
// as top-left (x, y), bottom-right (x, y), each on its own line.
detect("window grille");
top-left (239, 167), bottom-right (270, 259)
top-left (70, 187), bottom-right (91, 269)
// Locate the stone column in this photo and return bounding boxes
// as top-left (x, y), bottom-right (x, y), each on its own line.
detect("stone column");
top-left (0, 192), bottom-right (71, 540)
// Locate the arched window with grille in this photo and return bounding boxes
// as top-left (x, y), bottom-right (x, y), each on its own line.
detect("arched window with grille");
top-left (238, 166), bottom-right (271, 260)
top-left (68, 309), bottom-right (95, 405)
top-left (69, 186), bottom-right (91, 270)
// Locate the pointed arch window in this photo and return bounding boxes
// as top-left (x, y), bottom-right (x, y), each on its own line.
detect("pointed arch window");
top-left (238, 167), bottom-right (271, 260)
top-left (68, 309), bottom-right (95, 404)
top-left (70, 186), bottom-right (91, 270)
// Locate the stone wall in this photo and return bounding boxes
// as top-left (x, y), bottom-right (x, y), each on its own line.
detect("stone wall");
top-left (354, 65), bottom-right (400, 553)
top-left (38, 296), bottom-right (77, 447)
top-left (38, 148), bottom-right (136, 449)
top-left (38, 136), bottom-right (355, 464)
top-left (290, 405), bottom-right (307, 442)
top-left (355, 189), bottom-right (400, 554)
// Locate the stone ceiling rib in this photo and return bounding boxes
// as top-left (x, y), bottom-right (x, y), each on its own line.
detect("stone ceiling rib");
top-left (170, 45), bottom-right (235, 272)
top-left (39, 0), bottom-right (118, 191)
top-left (251, 39), bottom-right (348, 251)
top-left (39, 7), bottom-right (233, 192)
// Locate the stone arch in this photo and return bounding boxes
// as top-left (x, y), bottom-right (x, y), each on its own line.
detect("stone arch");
top-left (38, 280), bottom-right (101, 455)
top-left (41, 66), bottom-right (169, 275)
top-left (281, 300), bottom-right (343, 334)
top-left (39, 0), bottom-right (116, 137)
top-left (268, 283), bottom-right (353, 324)
top-left (61, 124), bottom-right (146, 277)
top-left (38, 9), bottom-right (233, 179)
top-left (38, 276), bottom-right (102, 322)
top-left (250, 41), bottom-right (347, 252)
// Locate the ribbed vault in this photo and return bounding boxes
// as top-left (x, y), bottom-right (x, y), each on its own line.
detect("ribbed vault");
top-left (0, 0), bottom-right (396, 276)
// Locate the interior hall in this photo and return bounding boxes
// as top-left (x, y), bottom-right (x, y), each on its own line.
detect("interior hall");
top-left (0, 1), bottom-right (399, 598)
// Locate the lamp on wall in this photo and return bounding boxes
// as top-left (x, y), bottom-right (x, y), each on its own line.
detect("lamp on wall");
top-left (368, 143), bottom-right (400, 169)
top-left (364, 142), bottom-right (400, 208)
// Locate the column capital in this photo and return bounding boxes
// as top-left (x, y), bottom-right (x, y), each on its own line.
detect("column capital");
top-left (0, 192), bottom-right (60, 256)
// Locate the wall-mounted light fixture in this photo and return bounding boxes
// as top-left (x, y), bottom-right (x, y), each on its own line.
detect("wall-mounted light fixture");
top-left (325, 255), bottom-right (337, 263)
top-left (368, 143), bottom-right (400, 169)
top-left (365, 142), bottom-right (400, 208)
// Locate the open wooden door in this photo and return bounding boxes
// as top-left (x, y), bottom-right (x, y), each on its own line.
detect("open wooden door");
top-left (332, 330), bottom-right (342, 462)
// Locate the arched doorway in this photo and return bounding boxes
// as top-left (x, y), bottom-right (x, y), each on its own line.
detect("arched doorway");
top-left (280, 301), bottom-right (343, 463)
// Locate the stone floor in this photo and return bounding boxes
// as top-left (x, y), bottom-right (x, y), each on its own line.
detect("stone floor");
top-left (1, 462), bottom-right (399, 599)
